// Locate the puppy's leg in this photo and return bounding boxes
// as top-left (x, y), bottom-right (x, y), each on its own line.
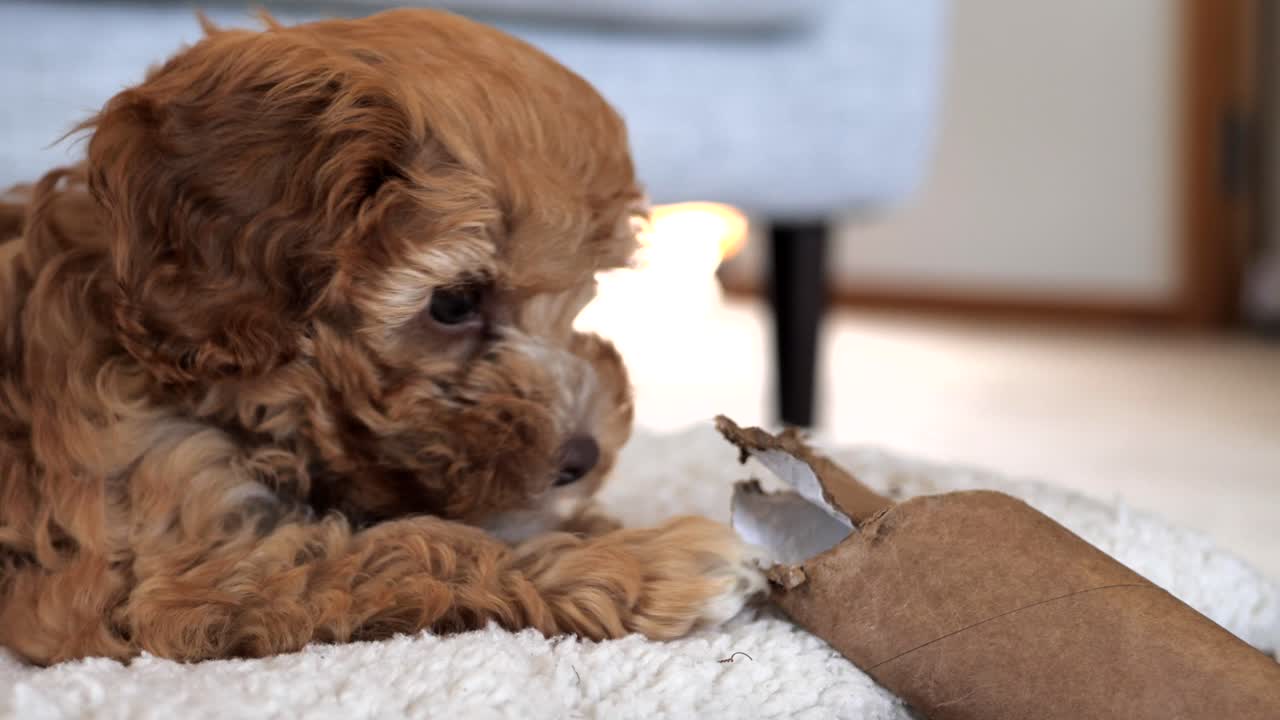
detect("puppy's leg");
top-left (124, 511), bottom-right (764, 659)
top-left (511, 516), bottom-right (768, 639)
top-left (555, 501), bottom-right (623, 537)
top-left (103, 427), bottom-right (763, 660)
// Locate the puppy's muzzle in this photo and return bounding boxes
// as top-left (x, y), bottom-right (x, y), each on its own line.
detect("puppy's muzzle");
top-left (554, 435), bottom-right (599, 486)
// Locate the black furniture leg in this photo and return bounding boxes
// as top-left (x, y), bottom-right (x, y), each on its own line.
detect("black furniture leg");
top-left (768, 222), bottom-right (827, 427)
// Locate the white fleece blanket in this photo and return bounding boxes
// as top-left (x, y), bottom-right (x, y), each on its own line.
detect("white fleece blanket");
top-left (3, 423), bottom-right (1277, 720)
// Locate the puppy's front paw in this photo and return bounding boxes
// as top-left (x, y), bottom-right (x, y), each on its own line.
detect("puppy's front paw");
top-left (557, 502), bottom-right (624, 538)
top-left (623, 516), bottom-right (769, 640)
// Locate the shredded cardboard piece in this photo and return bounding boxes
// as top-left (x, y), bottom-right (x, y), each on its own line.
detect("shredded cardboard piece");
top-left (715, 416), bottom-right (891, 525)
top-left (744, 450), bottom-right (856, 528)
top-left (718, 415), bottom-right (871, 573)
top-left (766, 564), bottom-right (807, 591)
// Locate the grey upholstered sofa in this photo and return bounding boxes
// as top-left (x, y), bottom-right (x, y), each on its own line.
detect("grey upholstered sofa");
top-left (0, 0), bottom-right (948, 425)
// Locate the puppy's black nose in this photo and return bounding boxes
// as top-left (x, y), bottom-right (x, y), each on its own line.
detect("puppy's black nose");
top-left (555, 435), bottom-right (599, 486)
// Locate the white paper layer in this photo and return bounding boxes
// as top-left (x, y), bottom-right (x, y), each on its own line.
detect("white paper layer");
top-left (731, 484), bottom-right (852, 564)
top-left (750, 449), bottom-right (856, 528)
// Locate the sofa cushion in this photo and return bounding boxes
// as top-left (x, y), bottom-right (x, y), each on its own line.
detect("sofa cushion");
top-left (0, 0), bottom-right (948, 214)
top-left (331, 0), bottom-right (827, 31)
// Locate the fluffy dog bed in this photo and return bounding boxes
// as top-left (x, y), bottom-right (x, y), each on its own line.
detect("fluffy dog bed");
top-left (3, 423), bottom-right (1277, 719)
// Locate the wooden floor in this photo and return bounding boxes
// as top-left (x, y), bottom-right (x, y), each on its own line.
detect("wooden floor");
top-left (599, 297), bottom-right (1280, 581)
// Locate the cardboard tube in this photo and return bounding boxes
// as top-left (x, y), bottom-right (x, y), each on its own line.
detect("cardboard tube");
top-left (718, 418), bottom-right (1280, 720)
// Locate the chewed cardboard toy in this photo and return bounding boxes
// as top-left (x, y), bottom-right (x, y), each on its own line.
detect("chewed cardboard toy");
top-left (717, 416), bottom-right (1280, 720)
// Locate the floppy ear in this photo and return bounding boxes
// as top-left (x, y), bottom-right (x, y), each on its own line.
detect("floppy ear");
top-left (85, 30), bottom-right (419, 384)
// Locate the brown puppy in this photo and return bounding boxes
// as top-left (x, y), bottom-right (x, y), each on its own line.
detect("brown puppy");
top-left (0, 10), bottom-right (763, 665)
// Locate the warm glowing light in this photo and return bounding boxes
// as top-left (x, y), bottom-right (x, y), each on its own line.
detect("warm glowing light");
top-left (575, 201), bottom-right (749, 337)
top-left (642, 201), bottom-right (748, 264)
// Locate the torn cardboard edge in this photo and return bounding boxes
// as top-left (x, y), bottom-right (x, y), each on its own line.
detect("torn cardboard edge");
top-left (718, 415), bottom-right (883, 585)
top-left (716, 416), bottom-right (892, 525)
top-left (716, 415), bottom-right (1280, 720)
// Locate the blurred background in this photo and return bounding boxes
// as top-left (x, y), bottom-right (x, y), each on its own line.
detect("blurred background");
top-left (1, 0), bottom-right (1276, 578)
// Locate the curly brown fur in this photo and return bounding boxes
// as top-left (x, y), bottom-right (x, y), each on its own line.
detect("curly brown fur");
top-left (0, 9), bottom-right (762, 665)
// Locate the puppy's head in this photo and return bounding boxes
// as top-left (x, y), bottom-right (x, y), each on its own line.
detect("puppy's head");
top-left (86, 10), bottom-right (642, 532)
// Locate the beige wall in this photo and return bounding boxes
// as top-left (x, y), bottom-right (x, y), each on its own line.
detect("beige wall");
top-left (737, 0), bottom-right (1184, 302)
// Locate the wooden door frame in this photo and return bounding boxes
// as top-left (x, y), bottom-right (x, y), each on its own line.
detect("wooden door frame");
top-left (1179, 0), bottom-right (1259, 327)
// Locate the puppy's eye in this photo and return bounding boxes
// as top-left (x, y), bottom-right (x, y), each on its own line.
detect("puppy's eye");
top-left (428, 285), bottom-right (484, 327)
